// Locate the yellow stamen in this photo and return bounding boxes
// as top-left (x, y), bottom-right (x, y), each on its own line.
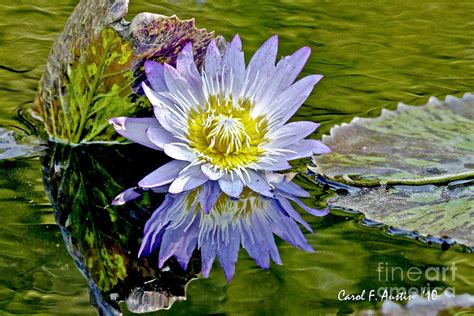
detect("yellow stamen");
top-left (187, 95), bottom-right (267, 171)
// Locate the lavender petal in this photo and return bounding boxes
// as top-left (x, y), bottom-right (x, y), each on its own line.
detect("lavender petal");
top-left (108, 117), bottom-right (162, 150)
top-left (138, 160), bottom-right (188, 189)
top-left (199, 181), bottom-right (221, 214)
top-left (111, 187), bottom-right (142, 206)
top-left (144, 60), bottom-right (168, 92)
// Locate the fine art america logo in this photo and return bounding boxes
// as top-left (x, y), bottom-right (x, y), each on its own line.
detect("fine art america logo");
top-left (337, 262), bottom-right (457, 302)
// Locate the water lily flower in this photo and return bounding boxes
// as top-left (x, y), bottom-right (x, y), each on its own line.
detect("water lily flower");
top-left (109, 35), bottom-right (330, 198)
top-left (138, 176), bottom-right (328, 282)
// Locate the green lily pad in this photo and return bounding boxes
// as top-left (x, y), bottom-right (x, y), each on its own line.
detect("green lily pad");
top-left (311, 93), bottom-right (474, 186)
top-left (32, 0), bottom-right (215, 144)
top-left (328, 180), bottom-right (474, 248)
top-left (313, 93), bottom-right (474, 248)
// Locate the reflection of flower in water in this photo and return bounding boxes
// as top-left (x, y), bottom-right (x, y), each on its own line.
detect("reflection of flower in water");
top-left (109, 35), bottom-right (330, 198)
top-left (138, 175), bottom-right (328, 282)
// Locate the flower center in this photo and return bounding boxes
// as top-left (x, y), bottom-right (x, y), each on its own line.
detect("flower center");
top-left (206, 115), bottom-right (249, 154)
top-left (187, 96), bottom-right (268, 172)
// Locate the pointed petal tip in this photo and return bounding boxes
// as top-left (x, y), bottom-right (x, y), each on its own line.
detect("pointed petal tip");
top-left (158, 256), bottom-right (168, 269)
top-left (273, 257), bottom-right (283, 265)
top-left (208, 38), bottom-right (218, 50)
top-left (137, 180), bottom-right (149, 189)
top-left (266, 34), bottom-right (279, 48)
top-left (220, 261), bottom-right (237, 283)
top-left (184, 41), bottom-right (193, 50)
top-left (257, 34), bottom-right (278, 51)
top-left (308, 207), bottom-right (330, 217)
top-left (306, 121), bottom-right (320, 131)
top-left (313, 141), bottom-right (331, 154)
top-left (302, 45), bottom-right (311, 53)
top-left (168, 181), bottom-right (184, 194)
top-left (162, 63), bottom-right (175, 72)
top-left (201, 256), bottom-right (215, 278)
top-left (258, 262), bottom-right (271, 270)
top-left (228, 34), bottom-right (243, 51)
top-left (310, 74), bottom-right (324, 85)
top-left (224, 272), bottom-right (235, 283)
top-left (143, 59), bottom-right (154, 67)
top-left (177, 258), bottom-right (189, 272)
top-left (110, 200), bottom-right (121, 206)
top-left (178, 41), bottom-right (194, 60)
top-left (144, 59), bottom-right (160, 70)
top-left (108, 117), bottom-right (126, 129)
top-left (137, 243), bottom-right (147, 258)
top-left (111, 187), bottom-right (141, 206)
top-left (321, 207), bottom-right (330, 216)
top-left (294, 46), bottom-right (311, 58)
top-left (141, 81), bottom-right (152, 93)
top-left (299, 191), bottom-right (311, 199)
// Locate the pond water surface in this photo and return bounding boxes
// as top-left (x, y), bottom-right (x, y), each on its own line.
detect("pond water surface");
top-left (0, 0), bottom-right (473, 315)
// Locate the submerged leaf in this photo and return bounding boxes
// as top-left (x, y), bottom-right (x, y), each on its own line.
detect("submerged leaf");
top-left (42, 144), bottom-right (199, 314)
top-left (311, 93), bottom-right (474, 186)
top-left (33, 0), bottom-right (215, 144)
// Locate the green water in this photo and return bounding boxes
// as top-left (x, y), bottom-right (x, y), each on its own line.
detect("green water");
top-left (0, 0), bottom-right (473, 315)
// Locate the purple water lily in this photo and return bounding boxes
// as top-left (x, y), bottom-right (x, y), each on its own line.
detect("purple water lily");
top-left (109, 35), bottom-right (330, 198)
top-left (137, 174), bottom-right (328, 282)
